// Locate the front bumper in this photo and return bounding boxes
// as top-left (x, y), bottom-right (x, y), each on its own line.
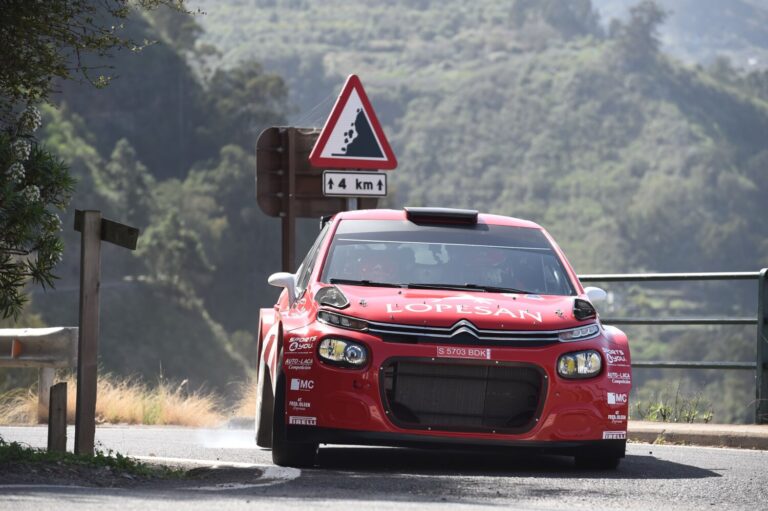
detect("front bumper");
top-left (288, 425), bottom-right (627, 458)
top-left (283, 322), bottom-right (631, 445)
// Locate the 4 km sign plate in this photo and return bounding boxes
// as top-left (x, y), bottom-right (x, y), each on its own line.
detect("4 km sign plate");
top-left (323, 171), bottom-right (387, 197)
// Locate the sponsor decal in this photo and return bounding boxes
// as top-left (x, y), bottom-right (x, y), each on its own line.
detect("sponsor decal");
top-left (602, 347), bottom-right (628, 365)
top-left (603, 431), bottom-right (626, 440)
top-left (608, 412), bottom-right (627, 423)
top-left (608, 370), bottom-right (631, 385)
top-left (288, 336), bottom-right (316, 353)
top-left (436, 346), bottom-right (492, 360)
top-left (288, 416), bottom-right (317, 426)
top-left (385, 303), bottom-right (542, 322)
top-left (288, 397), bottom-right (311, 411)
top-left (285, 357), bottom-right (314, 371)
top-left (607, 392), bottom-right (628, 405)
top-left (290, 378), bottom-right (315, 391)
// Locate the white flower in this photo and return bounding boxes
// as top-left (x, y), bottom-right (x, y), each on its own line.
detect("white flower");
top-left (18, 107), bottom-right (42, 134)
top-left (46, 213), bottom-right (62, 232)
top-left (11, 139), bottom-right (32, 161)
top-left (21, 185), bottom-right (41, 203)
top-left (6, 162), bottom-right (25, 183)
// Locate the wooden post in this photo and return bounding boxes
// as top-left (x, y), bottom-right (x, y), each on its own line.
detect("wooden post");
top-left (74, 210), bottom-right (101, 456)
top-left (47, 382), bottom-right (67, 453)
top-left (37, 367), bottom-right (55, 423)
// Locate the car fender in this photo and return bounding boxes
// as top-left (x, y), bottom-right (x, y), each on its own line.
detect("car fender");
top-left (256, 308), bottom-right (275, 368)
top-left (260, 319), bottom-right (282, 396)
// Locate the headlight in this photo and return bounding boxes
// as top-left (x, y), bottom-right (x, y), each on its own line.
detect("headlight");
top-left (317, 310), bottom-right (368, 331)
top-left (557, 350), bottom-right (602, 379)
top-left (558, 323), bottom-right (600, 341)
top-left (318, 338), bottom-right (369, 368)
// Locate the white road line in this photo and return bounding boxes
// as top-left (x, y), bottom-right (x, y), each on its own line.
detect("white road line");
top-left (0, 484), bottom-right (106, 491)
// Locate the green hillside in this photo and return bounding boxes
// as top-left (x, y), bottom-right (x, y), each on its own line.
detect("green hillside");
top-left (594, 0), bottom-right (768, 68)
top-left (3, 0), bottom-right (767, 421)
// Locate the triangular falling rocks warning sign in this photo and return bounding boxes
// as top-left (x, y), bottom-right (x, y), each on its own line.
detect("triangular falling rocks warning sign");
top-left (309, 75), bottom-right (397, 170)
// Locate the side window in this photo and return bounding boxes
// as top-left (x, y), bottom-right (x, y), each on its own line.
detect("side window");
top-left (295, 224), bottom-right (330, 297)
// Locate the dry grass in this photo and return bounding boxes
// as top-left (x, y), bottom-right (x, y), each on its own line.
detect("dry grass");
top-left (231, 376), bottom-right (257, 419)
top-left (0, 374), bottom-right (225, 427)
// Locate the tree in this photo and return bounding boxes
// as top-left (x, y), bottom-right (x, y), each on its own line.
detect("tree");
top-left (0, 0), bottom-right (188, 319)
top-left (207, 61), bottom-right (289, 148)
top-left (609, 0), bottom-right (668, 70)
top-left (0, 0), bottom-right (189, 116)
top-left (101, 139), bottom-right (156, 228)
top-left (0, 108), bottom-right (74, 318)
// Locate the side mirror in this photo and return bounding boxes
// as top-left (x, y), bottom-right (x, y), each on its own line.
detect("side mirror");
top-left (268, 272), bottom-right (297, 306)
top-left (584, 286), bottom-right (607, 303)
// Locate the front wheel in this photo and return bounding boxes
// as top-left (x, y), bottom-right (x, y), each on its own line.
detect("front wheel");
top-left (271, 353), bottom-right (317, 467)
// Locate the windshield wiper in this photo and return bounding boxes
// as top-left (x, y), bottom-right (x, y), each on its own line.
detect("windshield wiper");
top-left (330, 278), bottom-right (404, 288)
top-left (407, 283), bottom-right (530, 294)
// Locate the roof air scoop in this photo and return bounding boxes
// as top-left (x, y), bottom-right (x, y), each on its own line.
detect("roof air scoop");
top-left (404, 207), bottom-right (478, 225)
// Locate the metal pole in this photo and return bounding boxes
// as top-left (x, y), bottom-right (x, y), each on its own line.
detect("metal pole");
top-left (282, 129), bottom-right (296, 273)
top-left (75, 210), bottom-right (101, 455)
top-left (757, 268), bottom-right (768, 424)
top-left (347, 197), bottom-right (358, 211)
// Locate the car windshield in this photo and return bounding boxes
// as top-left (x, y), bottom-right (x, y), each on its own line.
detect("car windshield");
top-left (320, 219), bottom-right (575, 296)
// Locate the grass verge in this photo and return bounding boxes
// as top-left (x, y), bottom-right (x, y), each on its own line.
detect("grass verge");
top-left (632, 384), bottom-right (715, 423)
top-left (0, 374), bottom-right (224, 426)
top-left (0, 435), bottom-right (182, 480)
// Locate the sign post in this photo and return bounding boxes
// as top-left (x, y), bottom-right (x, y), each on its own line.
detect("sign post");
top-left (256, 128), bottom-right (379, 272)
top-left (256, 75), bottom-right (395, 270)
top-left (73, 210), bottom-right (139, 455)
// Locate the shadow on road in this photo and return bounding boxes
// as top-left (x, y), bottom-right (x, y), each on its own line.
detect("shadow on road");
top-left (314, 445), bottom-right (720, 480)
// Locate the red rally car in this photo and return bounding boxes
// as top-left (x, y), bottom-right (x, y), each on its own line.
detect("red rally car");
top-left (255, 207), bottom-right (631, 468)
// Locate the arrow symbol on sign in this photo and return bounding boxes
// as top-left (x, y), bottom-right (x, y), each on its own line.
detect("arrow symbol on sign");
top-left (328, 178), bottom-right (334, 190)
top-left (377, 180), bottom-right (383, 191)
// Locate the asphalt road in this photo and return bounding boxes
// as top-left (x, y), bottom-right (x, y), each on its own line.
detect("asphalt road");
top-left (1, 425), bottom-right (767, 510)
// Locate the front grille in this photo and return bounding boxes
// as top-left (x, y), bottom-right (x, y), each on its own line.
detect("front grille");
top-left (367, 319), bottom-right (561, 347)
top-left (381, 359), bottom-right (545, 433)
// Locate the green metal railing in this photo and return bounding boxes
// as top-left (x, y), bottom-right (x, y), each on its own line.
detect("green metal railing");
top-left (578, 269), bottom-right (768, 424)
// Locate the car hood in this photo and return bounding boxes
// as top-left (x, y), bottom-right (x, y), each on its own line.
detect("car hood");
top-left (332, 285), bottom-right (587, 330)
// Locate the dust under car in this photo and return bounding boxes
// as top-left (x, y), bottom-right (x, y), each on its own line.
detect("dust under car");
top-left (255, 208), bottom-right (631, 468)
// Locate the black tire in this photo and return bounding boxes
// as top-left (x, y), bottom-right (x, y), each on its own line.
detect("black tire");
top-left (574, 455), bottom-right (622, 470)
top-left (255, 354), bottom-right (273, 448)
top-left (271, 351), bottom-right (317, 467)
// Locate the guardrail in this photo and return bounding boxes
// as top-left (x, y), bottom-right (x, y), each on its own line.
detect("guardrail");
top-left (0, 327), bottom-right (78, 422)
top-left (579, 269), bottom-right (768, 424)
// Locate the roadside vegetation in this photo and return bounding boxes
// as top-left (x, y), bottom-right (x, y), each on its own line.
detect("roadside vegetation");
top-left (631, 383), bottom-right (715, 423)
top-left (0, 435), bottom-right (182, 481)
top-left (0, 374), bottom-right (225, 426)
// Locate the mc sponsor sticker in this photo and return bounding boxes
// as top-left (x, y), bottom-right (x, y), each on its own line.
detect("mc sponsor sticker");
top-left (608, 370), bottom-right (631, 385)
top-left (288, 416), bottom-right (317, 426)
top-left (436, 346), bottom-right (491, 360)
top-left (603, 431), bottom-right (626, 440)
top-left (290, 378), bottom-right (315, 391)
top-left (607, 392), bottom-right (628, 405)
